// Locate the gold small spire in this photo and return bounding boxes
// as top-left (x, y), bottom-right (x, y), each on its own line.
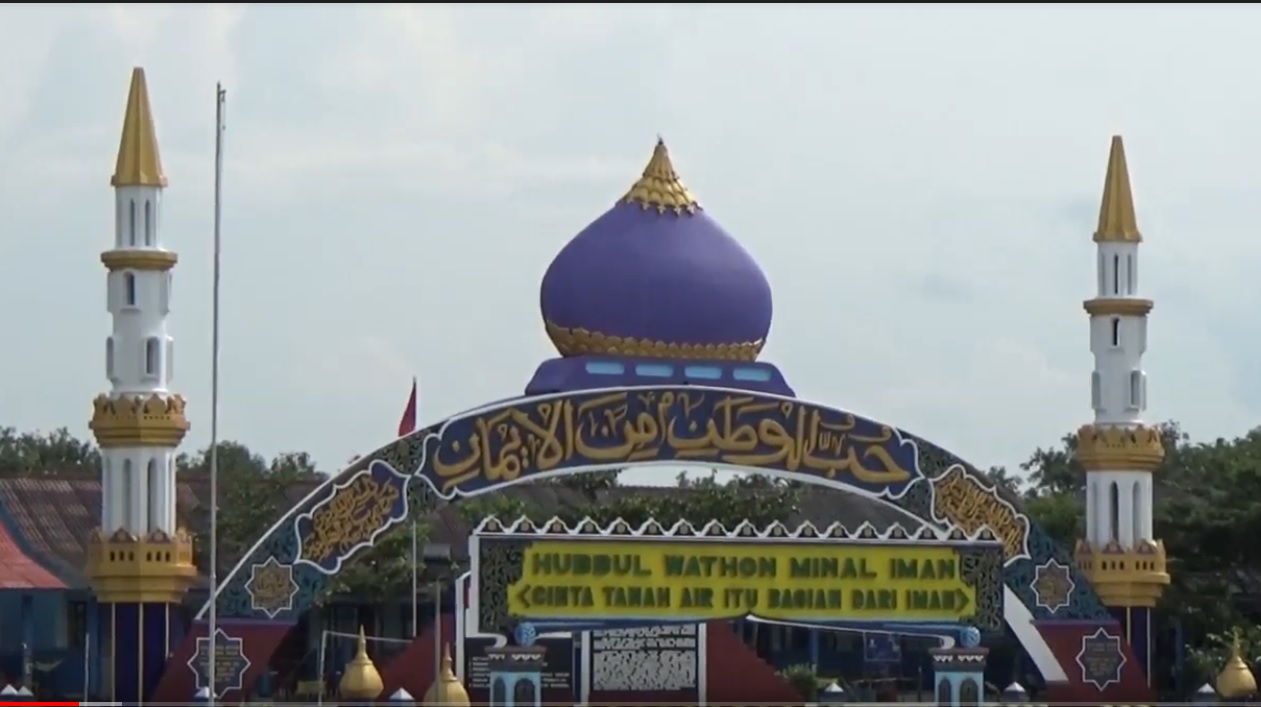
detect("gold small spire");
top-left (422, 644), bottom-right (471, 706)
top-left (1217, 630), bottom-right (1257, 699)
top-left (111, 67), bottom-right (168, 188)
top-left (621, 138), bottom-right (701, 215)
top-left (1093, 135), bottom-right (1140, 243)
top-left (338, 626), bottom-right (384, 701)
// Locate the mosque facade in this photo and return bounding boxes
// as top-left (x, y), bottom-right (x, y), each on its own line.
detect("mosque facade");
top-left (1, 65), bottom-right (1250, 706)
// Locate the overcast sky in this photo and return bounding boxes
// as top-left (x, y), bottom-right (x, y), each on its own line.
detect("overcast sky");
top-left (2, 4), bottom-right (1260, 485)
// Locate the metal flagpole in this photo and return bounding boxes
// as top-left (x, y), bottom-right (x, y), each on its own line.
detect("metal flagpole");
top-left (411, 521), bottom-right (419, 637)
top-left (208, 82), bottom-right (227, 706)
top-left (82, 631), bottom-right (90, 698)
top-left (433, 579), bottom-right (442, 699)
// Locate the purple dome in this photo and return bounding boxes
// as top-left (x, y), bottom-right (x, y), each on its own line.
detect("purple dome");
top-left (540, 140), bottom-right (772, 361)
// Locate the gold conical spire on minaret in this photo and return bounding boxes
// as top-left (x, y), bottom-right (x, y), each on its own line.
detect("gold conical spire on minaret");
top-left (111, 67), bottom-right (168, 188)
top-left (1093, 135), bottom-right (1140, 243)
top-left (621, 138), bottom-right (701, 215)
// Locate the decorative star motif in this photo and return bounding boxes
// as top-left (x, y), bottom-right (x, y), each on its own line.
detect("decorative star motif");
top-left (1031, 559), bottom-right (1075, 614)
top-left (1075, 627), bottom-right (1127, 690)
top-left (187, 628), bottom-right (252, 698)
top-left (245, 556), bottom-right (299, 619)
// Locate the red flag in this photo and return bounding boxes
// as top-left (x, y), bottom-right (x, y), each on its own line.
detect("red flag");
top-left (397, 377), bottom-right (418, 437)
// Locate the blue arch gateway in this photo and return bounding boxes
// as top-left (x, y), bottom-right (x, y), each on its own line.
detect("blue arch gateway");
top-left (153, 141), bottom-right (1150, 702)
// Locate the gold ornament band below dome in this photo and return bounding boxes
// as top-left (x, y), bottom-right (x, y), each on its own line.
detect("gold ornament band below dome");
top-left (85, 526), bottom-right (196, 604)
top-left (89, 393), bottom-right (189, 448)
top-left (621, 138), bottom-right (702, 215)
top-left (1075, 423), bottom-right (1164, 472)
top-left (1083, 297), bottom-right (1153, 317)
top-left (1073, 538), bottom-right (1168, 607)
top-left (545, 320), bottom-right (763, 362)
top-left (100, 249), bottom-right (178, 272)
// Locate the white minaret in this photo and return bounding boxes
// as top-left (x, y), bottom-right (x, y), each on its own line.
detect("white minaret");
top-left (1074, 135), bottom-right (1168, 616)
top-left (89, 67), bottom-right (186, 541)
top-left (87, 69), bottom-right (195, 706)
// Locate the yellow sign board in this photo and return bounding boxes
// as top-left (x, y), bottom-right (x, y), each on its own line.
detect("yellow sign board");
top-left (505, 540), bottom-right (979, 623)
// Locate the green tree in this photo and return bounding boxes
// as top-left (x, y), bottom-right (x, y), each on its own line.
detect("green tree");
top-left (321, 518), bottom-right (431, 603)
top-left (0, 427), bottom-right (99, 474)
top-left (179, 442), bottom-right (324, 573)
top-left (546, 468), bottom-right (622, 499)
top-left (543, 470), bottom-right (802, 529)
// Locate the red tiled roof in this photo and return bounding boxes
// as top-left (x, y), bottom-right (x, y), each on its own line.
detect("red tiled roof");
top-left (0, 473), bottom-right (324, 586)
top-left (0, 516), bottom-right (64, 589)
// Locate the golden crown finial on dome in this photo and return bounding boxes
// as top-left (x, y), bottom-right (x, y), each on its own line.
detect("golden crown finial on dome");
top-left (621, 137), bottom-right (701, 215)
top-left (112, 67), bottom-right (168, 188)
top-left (338, 626), bottom-right (384, 701)
top-left (1217, 630), bottom-right (1257, 699)
top-left (422, 644), bottom-right (471, 706)
top-left (1094, 135), bottom-right (1141, 243)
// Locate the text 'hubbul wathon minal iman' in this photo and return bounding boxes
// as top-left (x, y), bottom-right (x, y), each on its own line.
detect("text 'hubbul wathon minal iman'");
top-left (504, 542), bottom-right (979, 622)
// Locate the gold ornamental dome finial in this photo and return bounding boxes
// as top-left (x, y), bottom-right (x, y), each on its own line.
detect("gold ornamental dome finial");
top-left (621, 138), bottom-right (701, 215)
top-left (338, 627), bottom-right (384, 701)
top-left (1094, 135), bottom-right (1140, 243)
top-left (422, 644), bottom-right (471, 706)
top-left (112, 67), bottom-right (168, 188)
top-left (1216, 631), bottom-right (1257, 699)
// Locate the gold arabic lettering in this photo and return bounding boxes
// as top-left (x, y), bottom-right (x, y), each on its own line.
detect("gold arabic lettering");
top-left (249, 565), bottom-right (293, 611)
top-left (932, 468), bottom-right (1028, 559)
top-left (301, 476), bottom-right (401, 564)
top-left (428, 391), bottom-right (915, 493)
top-left (433, 402), bottom-right (576, 492)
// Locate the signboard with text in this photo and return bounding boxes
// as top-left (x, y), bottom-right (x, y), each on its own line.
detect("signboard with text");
top-left (463, 635), bottom-right (575, 694)
top-left (472, 517), bottom-right (1004, 635)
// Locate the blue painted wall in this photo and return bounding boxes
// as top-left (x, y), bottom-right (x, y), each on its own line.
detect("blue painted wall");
top-left (0, 589), bottom-right (86, 696)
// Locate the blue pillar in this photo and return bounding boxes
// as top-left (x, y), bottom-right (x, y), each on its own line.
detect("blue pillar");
top-left (809, 629), bottom-right (821, 669)
top-left (111, 603), bottom-right (139, 703)
top-left (19, 594), bottom-right (32, 689)
top-left (103, 601), bottom-right (177, 703)
top-left (1109, 606), bottom-right (1153, 685)
top-left (86, 600), bottom-right (101, 698)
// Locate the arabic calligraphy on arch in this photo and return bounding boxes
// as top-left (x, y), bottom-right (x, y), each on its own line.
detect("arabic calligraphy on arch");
top-left (418, 387), bottom-right (923, 498)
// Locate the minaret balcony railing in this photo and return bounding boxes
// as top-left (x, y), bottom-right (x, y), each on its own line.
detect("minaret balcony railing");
top-left (85, 526), bottom-right (197, 604)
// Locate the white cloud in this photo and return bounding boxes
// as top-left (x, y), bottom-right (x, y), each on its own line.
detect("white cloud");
top-left (1, 4), bottom-right (1259, 483)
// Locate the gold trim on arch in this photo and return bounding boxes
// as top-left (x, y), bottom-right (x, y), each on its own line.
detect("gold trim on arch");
top-left (544, 320), bottom-right (764, 362)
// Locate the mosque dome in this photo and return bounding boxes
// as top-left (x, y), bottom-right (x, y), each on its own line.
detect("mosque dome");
top-left (540, 139), bottom-right (773, 362)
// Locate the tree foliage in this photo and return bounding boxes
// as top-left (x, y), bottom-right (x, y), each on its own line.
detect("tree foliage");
top-left (459, 469), bottom-right (800, 530)
top-left (0, 427), bottom-right (99, 475)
